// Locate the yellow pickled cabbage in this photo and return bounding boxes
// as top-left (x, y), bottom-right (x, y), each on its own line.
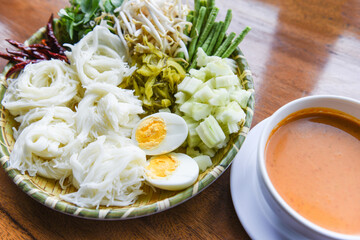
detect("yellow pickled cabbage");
top-left (120, 38), bottom-right (186, 114)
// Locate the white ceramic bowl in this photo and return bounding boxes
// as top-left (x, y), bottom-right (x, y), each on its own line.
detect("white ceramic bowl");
top-left (257, 95), bottom-right (360, 240)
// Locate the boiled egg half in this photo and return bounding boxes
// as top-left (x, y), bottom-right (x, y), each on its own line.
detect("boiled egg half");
top-left (145, 153), bottom-right (199, 191)
top-left (131, 112), bottom-right (188, 155)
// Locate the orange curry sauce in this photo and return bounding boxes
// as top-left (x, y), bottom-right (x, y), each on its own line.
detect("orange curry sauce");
top-left (265, 107), bottom-right (360, 235)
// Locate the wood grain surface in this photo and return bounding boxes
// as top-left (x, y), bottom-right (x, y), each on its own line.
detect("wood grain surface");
top-left (0, 0), bottom-right (359, 239)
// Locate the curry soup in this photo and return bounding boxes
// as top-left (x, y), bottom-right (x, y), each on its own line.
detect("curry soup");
top-left (265, 107), bottom-right (360, 235)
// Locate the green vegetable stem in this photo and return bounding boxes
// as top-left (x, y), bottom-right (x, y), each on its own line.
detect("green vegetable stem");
top-left (202, 22), bottom-right (219, 53)
top-left (185, 0), bottom-right (251, 69)
top-left (221, 27), bottom-right (251, 58)
top-left (214, 32), bottom-right (236, 57)
top-left (196, 7), bottom-right (219, 53)
top-left (188, 6), bottom-right (206, 61)
top-left (213, 9), bottom-right (232, 54)
top-left (206, 21), bottom-right (223, 55)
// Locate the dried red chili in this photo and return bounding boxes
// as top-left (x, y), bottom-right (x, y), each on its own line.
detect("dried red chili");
top-left (0, 14), bottom-right (69, 78)
top-left (5, 60), bottom-right (41, 78)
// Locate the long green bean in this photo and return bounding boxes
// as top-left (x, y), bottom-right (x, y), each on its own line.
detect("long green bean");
top-left (203, 0), bottom-right (215, 31)
top-left (207, 0), bottom-right (215, 8)
top-left (213, 9), bottom-right (232, 54)
top-left (196, 7), bottom-right (219, 50)
top-left (221, 27), bottom-right (251, 58)
top-left (188, 6), bottom-right (206, 61)
top-left (185, 13), bottom-right (194, 36)
top-left (214, 32), bottom-right (236, 56)
top-left (201, 22), bottom-right (218, 53)
top-left (206, 21), bottom-right (223, 55)
top-left (188, 57), bottom-right (198, 70)
top-left (194, 0), bottom-right (201, 19)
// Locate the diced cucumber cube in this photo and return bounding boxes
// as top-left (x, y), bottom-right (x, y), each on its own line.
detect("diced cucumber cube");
top-left (205, 60), bottom-right (234, 77)
top-left (196, 48), bottom-right (221, 67)
top-left (191, 102), bottom-right (212, 121)
top-left (214, 75), bottom-right (240, 88)
top-left (227, 122), bottom-right (240, 134)
top-left (198, 142), bottom-right (216, 157)
top-left (196, 115), bottom-right (226, 148)
top-left (193, 85), bottom-right (214, 103)
top-left (216, 135), bottom-right (229, 149)
top-left (205, 78), bottom-right (216, 89)
top-left (230, 88), bottom-right (252, 109)
top-left (179, 101), bottom-right (193, 115)
top-left (215, 101), bottom-right (246, 124)
top-left (175, 91), bottom-right (188, 104)
top-left (189, 68), bottom-right (206, 82)
top-left (193, 155), bottom-right (213, 172)
top-left (177, 76), bottom-right (203, 95)
top-left (209, 89), bottom-right (229, 106)
top-left (182, 115), bottom-right (198, 126)
top-left (224, 58), bottom-right (237, 73)
top-left (183, 115), bottom-right (198, 128)
top-left (188, 128), bottom-right (202, 147)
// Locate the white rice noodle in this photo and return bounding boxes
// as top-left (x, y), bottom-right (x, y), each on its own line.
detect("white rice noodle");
top-left (1, 59), bottom-right (80, 116)
top-left (13, 106), bottom-right (75, 139)
top-left (60, 134), bottom-right (146, 208)
top-left (65, 26), bottom-right (134, 86)
top-left (75, 83), bottom-right (144, 142)
top-left (9, 107), bottom-right (80, 186)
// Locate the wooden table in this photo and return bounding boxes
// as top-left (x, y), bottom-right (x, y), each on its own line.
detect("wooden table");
top-left (0, 0), bottom-right (359, 239)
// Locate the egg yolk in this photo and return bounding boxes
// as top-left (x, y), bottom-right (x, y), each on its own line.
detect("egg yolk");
top-left (146, 154), bottom-right (179, 179)
top-left (135, 117), bottom-right (167, 150)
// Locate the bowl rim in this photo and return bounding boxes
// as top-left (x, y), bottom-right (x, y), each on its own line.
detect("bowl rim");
top-left (0, 26), bottom-right (255, 220)
top-left (258, 95), bottom-right (360, 239)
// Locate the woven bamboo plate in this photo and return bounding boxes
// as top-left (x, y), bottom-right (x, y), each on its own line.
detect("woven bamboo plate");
top-left (0, 26), bottom-right (255, 219)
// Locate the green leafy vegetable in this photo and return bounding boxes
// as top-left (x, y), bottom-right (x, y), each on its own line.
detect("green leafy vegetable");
top-left (57, 0), bottom-right (124, 44)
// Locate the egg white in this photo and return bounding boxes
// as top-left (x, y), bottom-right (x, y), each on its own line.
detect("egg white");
top-left (131, 112), bottom-right (188, 155)
top-left (145, 153), bottom-right (199, 191)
